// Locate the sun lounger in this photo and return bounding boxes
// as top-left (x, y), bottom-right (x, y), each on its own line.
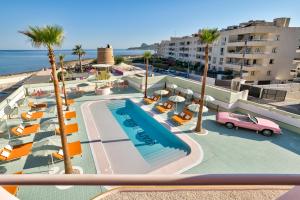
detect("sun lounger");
top-left (21, 111), bottom-right (44, 121)
top-left (143, 95), bottom-right (160, 104)
top-left (155, 101), bottom-right (174, 113)
top-left (171, 109), bottom-right (193, 125)
top-left (11, 124), bottom-right (40, 137)
top-left (52, 141), bottom-right (82, 160)
top-left (0, 142), bottom-right (33, 162)
top-left (28, 102), bottom-right (48, 109)
top-left (55, 123), bottom-right (78, 135)
top-left (2, 171), bottom-right (22, 196)
top-left (64, 110), bottom-right (76, 119)
top-left (64, 111), bottom-right (76, 119)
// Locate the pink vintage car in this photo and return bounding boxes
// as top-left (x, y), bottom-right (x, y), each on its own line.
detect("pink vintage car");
top-left (216, 112), bottom-right (281, 136)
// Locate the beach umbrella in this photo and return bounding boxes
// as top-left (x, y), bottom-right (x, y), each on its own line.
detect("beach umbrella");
top-left (204, 95), bottom-right (215, 102)
top-left (167, 83), bottom-right (177, 94)
top-left (154, 89), bottom-right (169, 101)
top-left (187, 104), bottom-right (208, 113)
top-left (169, 95), bottom-right (185, 113)
top-left (182, 88), bottom-right (193, 102)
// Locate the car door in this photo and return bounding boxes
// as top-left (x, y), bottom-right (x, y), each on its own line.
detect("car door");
top-left (237, 115), bottom-right (257, 131)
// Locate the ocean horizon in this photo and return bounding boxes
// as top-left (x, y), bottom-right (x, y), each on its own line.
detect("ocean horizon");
top-left (0, 49), bottom-right (149, 76)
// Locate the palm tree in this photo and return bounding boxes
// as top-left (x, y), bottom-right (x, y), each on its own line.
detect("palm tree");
top-left (143, 51), bottom-right (152, 98)
top-left (19, 25), bottom-right (73, 174)
top-left (59, 54), bottom-right (69, 111)
top-left (195, 29), bottom-right (220, 133)
top-left (72, 45), bottom-right (86, 72)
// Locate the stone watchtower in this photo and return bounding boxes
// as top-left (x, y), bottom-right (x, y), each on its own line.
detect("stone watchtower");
top-left (97, 44), bottom-right (115, 65)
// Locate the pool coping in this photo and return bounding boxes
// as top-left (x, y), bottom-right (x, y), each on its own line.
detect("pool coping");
top-left (81, 97), bottom-right (203, 176)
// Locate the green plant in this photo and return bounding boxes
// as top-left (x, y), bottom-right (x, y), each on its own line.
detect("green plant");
top-left (195, 28), bottom-right (220, 133)
top-left (19, 25), bottom-right (73, 173)
top-left (72, 45), bottom-right (86, 72)
top-left (115, 56), bottom-right (125, 64)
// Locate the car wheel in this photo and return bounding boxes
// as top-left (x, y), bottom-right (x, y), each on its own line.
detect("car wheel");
top-left (225, 122), bottom-right (234, 129)
top-left (262, 129), bottom-right (273, 137)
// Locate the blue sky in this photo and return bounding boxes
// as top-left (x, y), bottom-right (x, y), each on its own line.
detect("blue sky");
top-left (0, 0), bottom-right (299, 50)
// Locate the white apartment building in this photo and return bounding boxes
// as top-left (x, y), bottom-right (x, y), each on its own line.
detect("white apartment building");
top-left (157, 18), bottom-right (300, 84)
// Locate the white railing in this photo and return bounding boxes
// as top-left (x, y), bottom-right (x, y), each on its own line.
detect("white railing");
top-left (0, 174), bottom-right (300, 186)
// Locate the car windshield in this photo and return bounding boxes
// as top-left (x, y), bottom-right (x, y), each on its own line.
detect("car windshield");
top-left (248, 114), bottom-right (258, 123)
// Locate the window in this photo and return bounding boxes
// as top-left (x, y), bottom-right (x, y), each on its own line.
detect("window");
top-left (276, 35), bottom-right (280, 41)
top-left (269, 59), bottom-right (274, 64)
top-left (219, 58), bottom-right (223, 65)
top-left (212, 57), bottom-right (216, 64)
top-left (251, 71), bottom-right (255, 76)
top-left (253, 59), bottom-right (257, 65)
top-left (220, 48), bottom-right (224, 55)
top-left (272, 48), bottom-right (277, 53)
top-left (267, 71), bottom-right (271, 76)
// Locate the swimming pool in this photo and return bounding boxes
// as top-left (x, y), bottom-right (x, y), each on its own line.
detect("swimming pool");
top-left (107, 99), bottom-right (190, 168)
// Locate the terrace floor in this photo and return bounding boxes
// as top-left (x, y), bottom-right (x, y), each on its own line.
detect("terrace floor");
top-left (1, 86), bottom-right (300, 199)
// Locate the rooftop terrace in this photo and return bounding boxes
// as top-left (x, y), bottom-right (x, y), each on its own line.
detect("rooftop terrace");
top-left (0, 75), bottom-right (299, 199)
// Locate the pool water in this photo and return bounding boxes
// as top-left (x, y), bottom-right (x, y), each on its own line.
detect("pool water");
top-left (107, 99), bottom-right (190, 168)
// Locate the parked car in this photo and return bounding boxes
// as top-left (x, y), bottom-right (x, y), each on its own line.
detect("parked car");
top-left (216, 112), bottom-right (281, 136)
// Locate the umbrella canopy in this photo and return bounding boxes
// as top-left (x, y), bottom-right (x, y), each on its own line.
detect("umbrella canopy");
top-left (168, 95), bottom-right (185, 103)
top-left (182, 88), bottom-right (193, 96)
top-left (167, 83), bottom-right (177, 89)
top-left (187, 104), bottom-right (208, 113)
top-left (204, 95), bottom-right (215, 102)
top-left (154, 89), bottom-right (169, 96)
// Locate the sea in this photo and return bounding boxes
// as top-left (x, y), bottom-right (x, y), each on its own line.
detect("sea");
top-left (0, 49), bottom-right (148, 76)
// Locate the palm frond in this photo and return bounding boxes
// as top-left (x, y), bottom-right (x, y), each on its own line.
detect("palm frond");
top-left (19, 25), bottom-right (64, 48)
top-left (198, 28), bottom-right (220, 44)
top-left (143, 51), bottom-right (152, 59)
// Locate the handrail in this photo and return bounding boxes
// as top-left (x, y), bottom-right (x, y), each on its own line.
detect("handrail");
top-left (0, 174), bottom-right (300, 186)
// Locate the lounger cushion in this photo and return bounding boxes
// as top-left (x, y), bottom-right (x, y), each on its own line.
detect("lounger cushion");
top-left (58, 149), bottom-right (64, 156)
top-left (26, 114), bottom-right (32, 118)
top-left (28, 111), bottom-right (33, 115)
top-left (16, 128), bottom-right (23, 134)
top-left (19, 125), bottom-right (25, 130)
top-left (185, 115), bottom-right (191, 120)
top-left (1, 150), bottom-right (10, 158)
top-left (4, 145), bottom-right (13, 151)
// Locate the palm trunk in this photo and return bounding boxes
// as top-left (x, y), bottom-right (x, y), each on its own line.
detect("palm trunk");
top-left (195, 44), bottom-right (209, 133)
top-left (144, 58), bottom-right (149, 98)
top-left (79, 55), bottom-right (82, 73)
top-left (49, 48), bottom-right (73, 174)
top-left (60, 60), bottom-right (69, 111)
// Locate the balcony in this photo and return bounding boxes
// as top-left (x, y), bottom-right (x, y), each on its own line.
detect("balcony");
top-left (226, 51), bottom-right (268, 59)
top-left (225, 62), bottom-right (262, 71)
top-left (227, 39), bottom-right (278, 47)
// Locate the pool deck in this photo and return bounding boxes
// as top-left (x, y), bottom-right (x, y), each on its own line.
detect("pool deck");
top-left (2, 86), bottom-right (300, 199)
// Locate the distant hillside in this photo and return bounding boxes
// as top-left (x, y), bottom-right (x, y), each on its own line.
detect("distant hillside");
top-left (128, 43), bottom-right (158, 50)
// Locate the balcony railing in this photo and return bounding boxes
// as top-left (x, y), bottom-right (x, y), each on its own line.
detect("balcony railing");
top-left (1, 174), bottom-right (300, 186)
top-left (228, 38), bottom-right (274, 43)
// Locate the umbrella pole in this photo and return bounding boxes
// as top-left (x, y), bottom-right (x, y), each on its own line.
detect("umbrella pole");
top-left (51, 154), bottom-right (55, 167)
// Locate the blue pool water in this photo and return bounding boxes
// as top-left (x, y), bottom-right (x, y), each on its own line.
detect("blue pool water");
top-left (107, 99), bottom-right (190, 167)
